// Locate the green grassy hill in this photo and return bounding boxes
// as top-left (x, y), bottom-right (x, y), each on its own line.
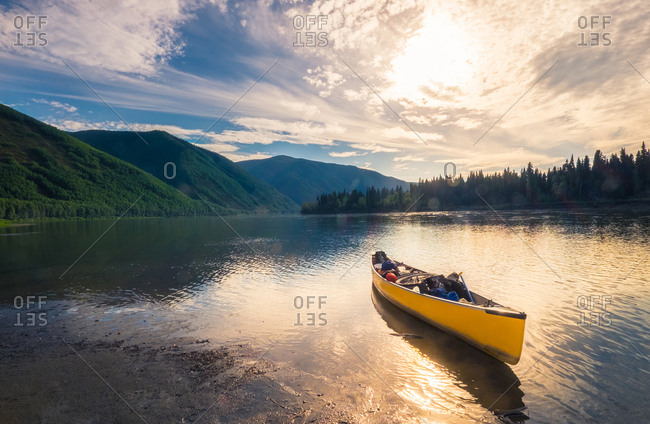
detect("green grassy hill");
top-left (238, 155), bottom-right (409, 205)
top-left (72, 130), bottom-right (299, 214)
top-left (0, 104), bottom-right (211, 220)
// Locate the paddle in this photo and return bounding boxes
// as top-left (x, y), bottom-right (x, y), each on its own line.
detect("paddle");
top-left (459, 272), bottom-right (475, 304)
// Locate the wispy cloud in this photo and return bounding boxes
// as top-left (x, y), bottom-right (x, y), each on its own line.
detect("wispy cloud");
top-left (218, 151), bottom-right (271, 162)
top-left (32, 98), bottom-right (77, 112)
top-left (350, 143), bottom-right (400, 153)
top-left (50, 118), bottom-right (244, 156)
top-left (356, 161), bottom-right (376, 171)
top-left (205, 117), bottom-right (344, 146)
top-left (393, 155), bottom-right (425, 162)
top-left (0, 0), bottom-right (205, 75)
top-left (48, 118), bottom-right (304, 162)
top-left (303, 65), bottom-right (345, 97)
top-left (329, 151), bottom-right (366, 158)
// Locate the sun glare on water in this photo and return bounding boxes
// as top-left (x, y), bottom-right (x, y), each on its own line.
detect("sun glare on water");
top-left (387, 14), bottom-right (475, 104)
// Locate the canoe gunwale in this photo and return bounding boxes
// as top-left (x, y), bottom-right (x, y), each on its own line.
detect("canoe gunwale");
top-left (371, 254), bottom-right (526, 364)
top-left (485, 308), bottom-right (527, 319)
top-left (372, 263), bottom-right (526, 319)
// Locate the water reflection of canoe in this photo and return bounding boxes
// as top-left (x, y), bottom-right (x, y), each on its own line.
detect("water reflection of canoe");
top-left (372, 252), bottom-right (526, 365)
top-left (371, 285), bottom-right (527, 415)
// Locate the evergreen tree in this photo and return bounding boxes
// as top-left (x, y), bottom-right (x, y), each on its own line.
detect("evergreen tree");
top-left (302, 144), bottom-right (650, 214)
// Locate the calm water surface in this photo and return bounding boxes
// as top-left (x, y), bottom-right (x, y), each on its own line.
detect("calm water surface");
top-left (1, 210), bottom-right (648, 423)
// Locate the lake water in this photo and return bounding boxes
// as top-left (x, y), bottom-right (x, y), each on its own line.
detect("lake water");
top-left (1, 210), bottom-right (648, 423)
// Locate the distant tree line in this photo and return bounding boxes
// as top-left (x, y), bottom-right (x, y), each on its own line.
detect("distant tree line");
top-left (301, 144), bottom-right (650, 214)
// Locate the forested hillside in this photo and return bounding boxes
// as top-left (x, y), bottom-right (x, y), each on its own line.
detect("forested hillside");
top-left (73, 130), bottom-right (299, 213)
top-left (0, 104), bottom-right (208, 220)
top-left (239, 155), bottom-right (408, 205)
top-left (302, 145), bottom-right (650, 213)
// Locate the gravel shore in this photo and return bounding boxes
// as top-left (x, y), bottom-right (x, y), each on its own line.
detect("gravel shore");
top-left (0, 319), bottom-right (404, 423)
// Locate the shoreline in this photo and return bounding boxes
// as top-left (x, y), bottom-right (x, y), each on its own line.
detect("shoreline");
top-left (2, 199), bottom-right (650, 226)
top-left (0, 212), bottom-right (303, 227)
top-left (0, 318), bottom-right (404, 423)
top-left (301, 197), bottom-right (650, 215)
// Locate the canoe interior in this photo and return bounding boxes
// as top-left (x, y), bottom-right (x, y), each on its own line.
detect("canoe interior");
top-left (372, 251), bottom-right (526, 364)
top-left (372, 252), bottom-right (522, 314)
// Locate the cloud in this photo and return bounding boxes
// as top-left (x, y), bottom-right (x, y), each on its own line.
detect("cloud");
top-left (49, 119), bottom-right (241, 153)
top-left (279, 100), bottom-right (320, 119)
top-left (349, 143), bottom-right (400, 153)
top-left (225, 152), bottom-right (272, 162)
top-left (381, 127), bottom-right (443, 144)
top-left (51, 119), bottom-right (202, 138)
top-left (48, 117), bottom-right (275, 161)
top-left (46, 116), bottom-right (342, 158)
top-left (209, 117), bottom-right (343, 146)
top-left (393, 155), bottom-right (425, 162)
top-left (32, 98), bottom-right (78, 112)
top-left (49, 119), bottom-right (125, 132)
top-left (195, 142), bottom-right (238, 153)
top-left (343, 88), bottom-right (370, 101)
top-left (6, 0), bottom-right (650, 183)
top-left (303, 65), bottom-right (345, 97)
top-left (358, 162), bottom-right (375, 170)
top-left (198, 145), bottom-right (270, 162)
top-left (0, 0), bottom-right (205, 75)
top-left (393, 162), bottom-right (410, 171)
top-left (448, 116), bottom-right (482, 130)
top-left (329, 150), bottom-right (365, 158)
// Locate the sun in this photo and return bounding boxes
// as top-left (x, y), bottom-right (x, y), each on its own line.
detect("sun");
top-left (386, 13), bottom-right (475, 104)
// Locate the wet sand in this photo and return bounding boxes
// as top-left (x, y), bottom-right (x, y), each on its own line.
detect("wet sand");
top-left (0, 323), bottom-right (406, 424)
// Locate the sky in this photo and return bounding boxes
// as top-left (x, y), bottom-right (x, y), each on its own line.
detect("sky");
top-left (1, 0), bottom-right (649, 182)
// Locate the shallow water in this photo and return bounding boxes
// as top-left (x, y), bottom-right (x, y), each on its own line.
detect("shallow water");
top-left (1, 210), bottom-right (648, 423)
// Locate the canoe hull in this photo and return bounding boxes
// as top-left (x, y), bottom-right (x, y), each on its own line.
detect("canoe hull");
top-left (372, 265), bottom-right (526, 364)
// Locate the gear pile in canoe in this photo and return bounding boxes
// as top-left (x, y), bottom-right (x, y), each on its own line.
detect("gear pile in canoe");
top-left (372, 251), bottom-right (526, 365)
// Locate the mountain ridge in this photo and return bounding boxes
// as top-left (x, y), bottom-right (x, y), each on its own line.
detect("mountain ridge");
top-left (0, 104), bottom-right (208, 219)
top-left (238, 155), bottom-right (410, 205)
top-left (72, 130), bottom-right (299, 214)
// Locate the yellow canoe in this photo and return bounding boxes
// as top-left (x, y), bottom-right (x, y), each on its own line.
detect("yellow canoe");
top-left (372, 252), bottom-right (526, 365)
